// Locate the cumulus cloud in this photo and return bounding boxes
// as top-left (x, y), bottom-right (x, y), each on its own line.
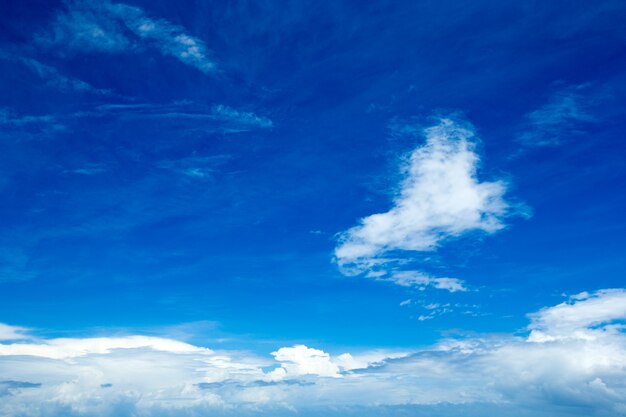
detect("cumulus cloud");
top-left (2, 289), bottom-right (626, 416)
top-left (270, 345), bottom-right (340, 378)
top-left (335, 117), bottom-right (518, 290)
top-left (36, 0), bottom-right (216, 73)
top-left (528, 289), bottom-right (626, 342)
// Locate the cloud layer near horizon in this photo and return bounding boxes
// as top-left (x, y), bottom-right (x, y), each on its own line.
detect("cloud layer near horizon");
top-left (2, 289), bottom-right (626, 416)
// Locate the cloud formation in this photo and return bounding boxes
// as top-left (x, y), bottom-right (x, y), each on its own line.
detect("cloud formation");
top-left (1, 289), bottom-right (626, 416)
top-left (270, 345), bottom-right (341, 378)
top-left (335, 117), bottom-right (517, 290)
top-left (37, 0), bottom-right (216, 73)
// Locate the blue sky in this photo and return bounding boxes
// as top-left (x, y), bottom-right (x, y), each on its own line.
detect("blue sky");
top-left (1, 0), bottom-right (626, 416)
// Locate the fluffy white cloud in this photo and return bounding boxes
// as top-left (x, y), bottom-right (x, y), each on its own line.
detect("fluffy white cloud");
top-left (270, 345), bottom-right (340, 378)
top-left (335, 117), bottom-right (517, 290)
top-left (2, 289), bottom-right (626, 416)
top-left (528, 289), bottom-right (626, 342)
top-left (37, 0), bottom-right (216, 74)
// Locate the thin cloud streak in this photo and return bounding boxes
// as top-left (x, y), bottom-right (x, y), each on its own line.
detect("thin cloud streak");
top-left (517, 85), bottom-right (599, 147)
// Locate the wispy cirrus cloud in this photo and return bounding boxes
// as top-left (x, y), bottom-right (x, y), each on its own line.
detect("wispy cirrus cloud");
top-left (1, 289), bottom-right (626, 416)
top-left (210, 105), bottom-right (274, 131)
top-left (0, 101), bottom-right (272, 139)
top-left (335, 117), bottom-right (523, 291)
top-left (517, 84), bottom-right (599, 147)
top-left (0, 52), bottom-right (111, 95)
top-left (36, 0), bottom-right (216, 74)
top-left (93, 102), bottom-right (273, 132)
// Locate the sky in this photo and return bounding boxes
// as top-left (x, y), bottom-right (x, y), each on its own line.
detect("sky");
top-left (1, 0), bottom-right (626, 416)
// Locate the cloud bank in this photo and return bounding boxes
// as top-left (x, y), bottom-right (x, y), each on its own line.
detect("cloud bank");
top-left (1, 289), bottom-right (626, 416)
top-left (335, 117), bottom-right (518, 290)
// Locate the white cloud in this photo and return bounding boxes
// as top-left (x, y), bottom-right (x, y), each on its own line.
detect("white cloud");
top-left (270, 345), bottom-right (340, 378)
top-left (388, 271), bottom-right (467, 292)
top-left (528, 288), bottom-right (626, 342)
top-left (0, 324), bottom-right (29, 341)
top-left (0, 335), bottom-right (210, 359)
top-left (110, 2), bottom-right (216, 74)
top-left (37, 0), bottom-right (216, 74)
top-left (2, 289), bottom-right (626, 415)
top-left (211, 105), bottom-right (274, 131)
top-left (335, 117), bottom-right (517, 290)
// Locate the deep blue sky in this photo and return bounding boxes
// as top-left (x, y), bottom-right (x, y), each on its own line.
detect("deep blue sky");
top-left (1, 2), bottom-right (626, 415)
top-left (2, 0), bottom-right (626, 348)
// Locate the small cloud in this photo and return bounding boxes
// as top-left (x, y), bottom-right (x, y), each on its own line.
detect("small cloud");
top-left (270, 345), bottom-right (341, 379)
top-left (210, 104), bottom-right (273, 131)
top-left (181, 168), bottom-right (211, 178)
top-left (0, 109), bottom-right (59, 127)
top-left (387, 271), bottom-right (467, 293)
top-left (36, 0), bottom-right (217, 74)
top-left (158, 155), bottom-right (231, 179)
top-left (517, 84), bottom-right (599, 147)
top-left (0, 323), bottom-right (30, 341)
top-left (65, 163), bottom-right (108, 175)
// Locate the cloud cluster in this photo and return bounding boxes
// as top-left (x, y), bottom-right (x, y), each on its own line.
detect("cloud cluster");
top-left (37, 0), bottom-right (216, 73)
top-left (1, 288), bottom-right (626, 416)
top-left (335, 118), bottom-right (517, 290)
